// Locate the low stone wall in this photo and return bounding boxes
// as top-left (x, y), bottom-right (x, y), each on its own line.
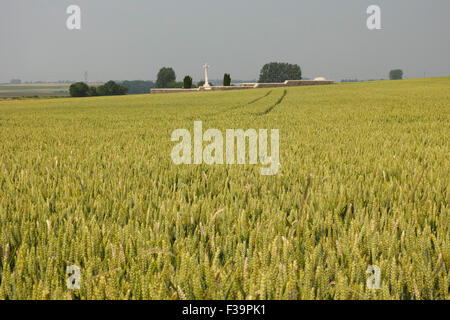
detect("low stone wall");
top-left (254, 83), bottom-right (286, 88)
top-left (285, 80), bottom-right (334, 86)
top-left (150, 80), bottom-right (334, 94)
top-left (253, 80), bottom-right (333, 88)
top-left (209, 86), bottom-right (255, 91)
top-left (151, 88), bottom-right (199, 94)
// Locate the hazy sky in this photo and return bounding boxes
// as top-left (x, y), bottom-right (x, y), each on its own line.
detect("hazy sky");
top-left (1, 0), bottom-right (449, 83)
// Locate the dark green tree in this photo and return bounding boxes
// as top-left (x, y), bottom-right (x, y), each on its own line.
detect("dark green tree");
top-left (389, 69), bottom-right (403, 80)
top-left (258, 62), bottom-right (302, 83)
top-left (87, 86), bottom-right (98, 96)
top-left (167, 81), bottom-right (183, 88)
top-left (122, 80), bottom-right (155, 94)
top-left (183, 76), bottom-right (193, 89)
top-left (223, 74), bottom-right (231, 86)
top-left (69, 82), bottom-right (89, 97)
top-left (96, 81), bottom-right (128, 96)
top-left (156, 67), bottom-right (176, 88)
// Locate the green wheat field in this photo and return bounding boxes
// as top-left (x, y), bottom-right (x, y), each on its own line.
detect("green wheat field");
top-left (0, 78), bottom-right (448, 300)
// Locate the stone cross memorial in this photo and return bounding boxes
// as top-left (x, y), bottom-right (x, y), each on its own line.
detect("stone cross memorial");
top-left (203, 63), bottom-right (211, 89)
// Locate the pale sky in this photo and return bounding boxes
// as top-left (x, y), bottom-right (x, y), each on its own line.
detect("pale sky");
top-left (1, 0), bottom-right (449, 83)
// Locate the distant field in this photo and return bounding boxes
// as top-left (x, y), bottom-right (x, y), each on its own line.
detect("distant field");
top-left (0, 83), bottom-right (70, 98)
top-left (0, 78), bottom-right (448, 300)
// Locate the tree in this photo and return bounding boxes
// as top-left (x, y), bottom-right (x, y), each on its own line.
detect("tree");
top-left (87, 86), bottom-right (98, 96)
top-left (223, 74), bottom-right (231, 86)
top-left (258, 62), bottom-right (302, 83)
top-left (122, 80), bottom-right (155, 94)
top-left (167, 81), bottom-right (183, 88)
top-left (96, 81), bottom-right (128, 96)
top-left (183, 76), bottom-right (193, 89)
top-left (389, 69), bottom-right (403, 80)
top-left (69, 82), bottom-right (89, 97)
top-left (156, 67), bottom-right (176, 88)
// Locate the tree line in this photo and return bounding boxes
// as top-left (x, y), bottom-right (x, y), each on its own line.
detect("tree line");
top-left (70, 80), bottom-right (161, 97)
top-left (69, 81), bottom-right (128, 97)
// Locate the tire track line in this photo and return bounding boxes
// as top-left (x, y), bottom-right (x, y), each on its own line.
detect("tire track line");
top-left (210, 90), bottom-right (273, 116)
top-left (188, 90), bottom-right (273, 120)
top-left (256, 90), bottom-right (287, 116)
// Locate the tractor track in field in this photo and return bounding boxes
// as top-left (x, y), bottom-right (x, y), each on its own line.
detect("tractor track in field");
top-left (188, 90), bottom-right (273, 120)
top-left (256, 89), bottom-right (287, 116)
top-left (246, 90), bottom-right (273, 105)
top-left (210, 90), bottom-right (273, 116)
